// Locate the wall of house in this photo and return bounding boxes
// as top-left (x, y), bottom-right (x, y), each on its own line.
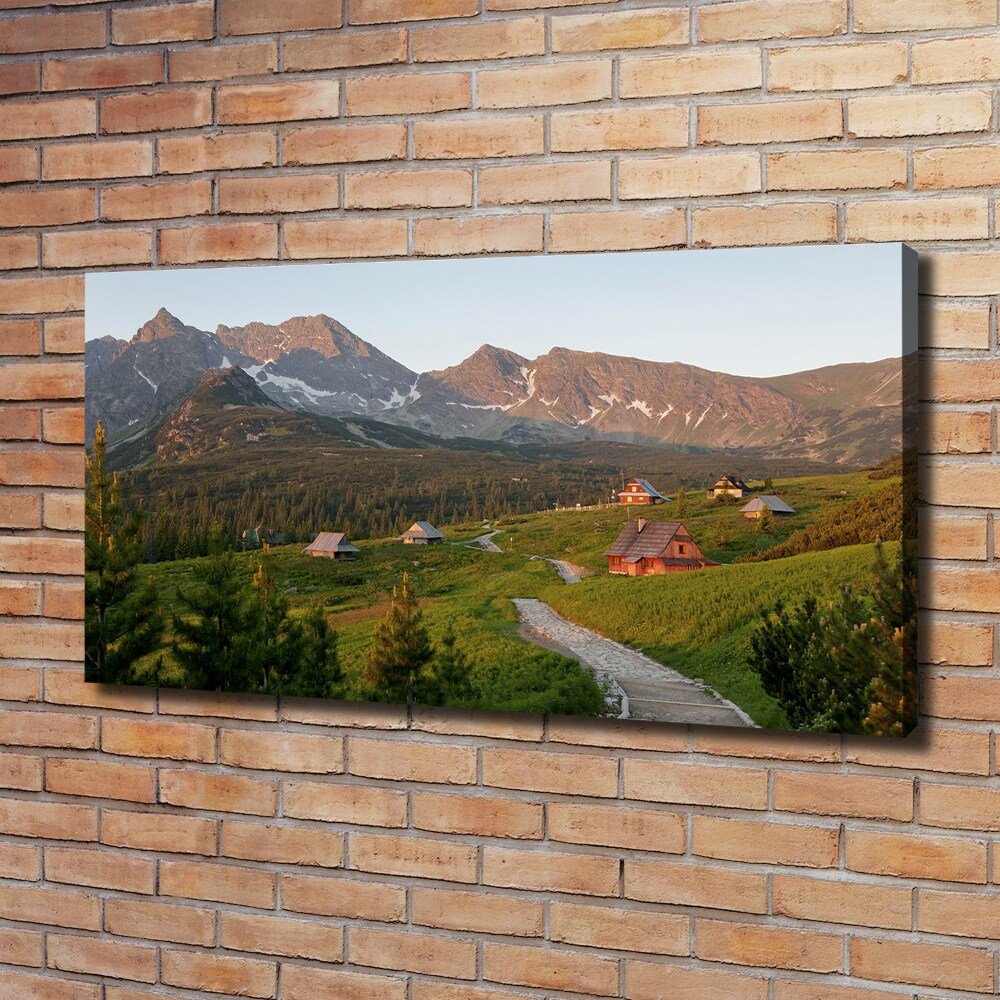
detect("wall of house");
top-left (0, 1), bottom-right (998, 997)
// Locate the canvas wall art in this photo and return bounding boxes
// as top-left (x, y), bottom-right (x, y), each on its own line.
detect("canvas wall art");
top-left (84, 243), bottom-right (917, 736)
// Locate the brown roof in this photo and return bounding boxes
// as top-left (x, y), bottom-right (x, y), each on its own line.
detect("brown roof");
top-left (304, 531), bottom-right (360, 554)
top-left (712, 475), bottom-right (749, 489)
top-left (605, 519), bottom-right (683, 559)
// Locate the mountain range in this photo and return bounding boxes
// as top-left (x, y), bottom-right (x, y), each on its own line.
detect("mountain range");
top-left (85, 308), bottom-right (903, 466)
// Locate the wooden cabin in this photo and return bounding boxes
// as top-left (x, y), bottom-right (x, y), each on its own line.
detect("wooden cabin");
top-left (401, 521), bottom-right (444, 545)
top-left (605, 518), bottom-right (718, 576)
top-left (304, 531), bottom-right (360, 560)
top-left (741, 495), bottom-right (795, 519)
top-left (618, 478), bottom-right (668, 506)
top-left (708, 475), bottom-right (750, 499)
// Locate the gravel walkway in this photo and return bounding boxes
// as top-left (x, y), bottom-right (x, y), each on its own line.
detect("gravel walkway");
top-left (512, 598), bottom-right (755, 728)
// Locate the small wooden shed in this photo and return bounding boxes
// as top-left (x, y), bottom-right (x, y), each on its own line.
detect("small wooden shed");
top-left (401, 521), bottom-right (444, 545)
top-left (304, 531), bottom-right (360, 560)
top-left (741, 495), bottom-right (796, 519)
top-left (708, 475), bottom-right (751, 498)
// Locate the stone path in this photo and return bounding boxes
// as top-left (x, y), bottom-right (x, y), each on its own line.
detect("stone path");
top-left (512, 598), bottom-right (755, 728)
top-left (472, 529), bottom-right (502, 553)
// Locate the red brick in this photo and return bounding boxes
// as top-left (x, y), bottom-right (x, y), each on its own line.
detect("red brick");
top-left (101, 717), bottom-right (216, 762)
top-left (0, 276), bottom-right (84, 315)
top-left (626, 858), bottom-right (768, 913)
top-left (284, 217), bottom-right (408, 259)
top-left (0, 666), bottom-right (40, 702)
top-left (0, 321), bottom-right (40, 356)
top-left (0, 234), bottom-right (36, 271)
top-left (553, 9), bottom-right (688, 52)
top-left (920, 782), bottom-right (1000, 831)
top-left (112, 1), bottom-right (215, 45)
top-left (101, 88), bottom-right (213, 134)
top-left (43, 229), bottom-right (153, 269)
top-left (158, 131), bottom-right (277, 174)
top-left (773, 771), bottom-right (914, 821)
top-left (159, 222), bottom-right (279, 264)
top-left (222, 820), bottom-right (345, 867)
top-left (483, 845), bottom-right (618, 895)
top-left (483, 942), bottom-right (618, 996)
top-left (0, 581), bottom-right (41, 616)
top-left (0, 752), bottom-right (43, 790)
top-left (284, 122), bottom-right (407, 165)
top-left (0, 536), bottom-right (82, 576)
top-left (44, 670), bottom-right (155, 713)
top-left (162, 951), bottom-right (277, 998)
top-left (846, 829), bottom-right (987, 883)
top-left (626, 962), bottom-right (769, 1000)
top-left (351, 926), bottom-right (476, 979)
top-left (919, 887), bottom-right (1000, 939)
top-left (625, 759), bottom-right (768, 808)
top-left (846, 727), bottom-right (990, 776)
top-left (0, 11), bottom-right (106, 54)
top-left (696, 919), bottom-right (842, 973)
top-left (157, 688), bottom-right (277, 720)
top-left (351, 0), bottom-right (477, 23)
top-left (49, 937), bottom-right (154, 985)
top-left (0, 709), bottom-right (95, 749)
top-left (221, 0), bottom-right (343, 35)
top-left (159, 859), bottom-right (276, 907)
top-left (0, 451), bottom-right (83, 489)
top-left (160, 768), bottom-right (277, 816)
top-left (551, 901), bottom-right (689, 955)
top-left (0, 972), bottom-right (97, 1000)
top-left (0, 926), bottom-right (40, 968)
top-left (43, 53), bottom-right (163, 92)
top-left (414, 116), bottom-right (543, 159)
top-left (0, 885), bottom-right (99, 930)
top-left (220, 729), bottom-right (343, 772)
top-left (285, 30), bottom-right (406, 71)
top-left (219, 174), bottom-right (340, 215)
top-left (694, 815), bottom-right (840, 868)
top-left (773, 874), bottom-right (912, 930)
top-left (352, 832), bottom-right (478, 883)
top-left (346, 72), bottom-right (471, 116)
top-left (349, 736), bottom-right (477, 783)
top-left (480, 59), bottom-right (612, 109)
top-left (414, 215), bottom-right (544, 256)
top-left (282, 966), bottom-right (405, 1000)
top-left (412, 886), bottom-right (544, 937)
top-left (101, 179), bottom-right (212, 221)
top-left (170, 41), bottom-right (278, 82)
top-left (101, 809), bottom-right (217, 856)
top-left (0, 798), bottom-right (97, 842)
top-left (412, 17), bottom-right (544, 61)
top-left (0, 147), bottom-right (38, 184)
top-left (222, 911), bottom-right (343, 962)
top-left (0, 405), bottom-right (39, 439)
top-left (43, 319), bottom-right (85, 354)
top-left (851, 936), bottom-right (993, 993)
top-left (282, 873), bottom-right (405, 922)
top-left (218, 79), bottom-right (340, 125)
top-left (44, 846), bottom-right (155, 895)
top-left (285, 780), bottom-right (407, 827)
top-left (0, 841), bottom-right (40, 880)
top-left (699, 0), bottom-right (847, 42)
top-left (0, 60), bottom-right (38, 96)
top-left (0, 187), bottom-right (95, 226)
top-left (412, 791), bottom-right (543, 839)
top-left (43, 140), bottom-right (151, 182)
top-left (46, 757), bottom-right (155, 802)
top-left (481, 746), bottom-right (618, 796)
top-left (553, 106), bottom-right (688, 152)
top-left (105, 898), bottom-right (216, 947)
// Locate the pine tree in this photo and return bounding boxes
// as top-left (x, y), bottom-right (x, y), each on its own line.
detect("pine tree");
top-left (249, 543), bottom-right (298, 693)
top-left (85, 422), bottom-right (164, 684)
top-left (290, 605), bottom-right (342, 699)
top-left (364, 573), bottom-right (433, 704)
top-left (173, 526), bottom-right (254, 692)
top-left (671, 487), bottom-right (687, 519)
top-left (756, 505), bottom-right (774, 534)
top-left (428, 624), bottom-right (472, 705)
top-left (763, 475), bottom-right (774, 492)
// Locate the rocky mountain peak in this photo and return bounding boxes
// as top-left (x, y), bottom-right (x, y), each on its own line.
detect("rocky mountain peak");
top-left (134, 308), bottom-right (207, 344)
top-left (215, 313), bottom-right (381, 363)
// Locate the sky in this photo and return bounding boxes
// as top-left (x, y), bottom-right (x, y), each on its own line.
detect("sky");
top-left (86, 243), bottom-right (907, 378)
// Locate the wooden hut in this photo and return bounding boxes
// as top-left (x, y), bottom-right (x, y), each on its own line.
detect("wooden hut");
top-left (606, 518), bottom-right (718, 576)
top-left (618, 478), bottom-right (668, 506)
top-left (304, 531), bottom-right (360, 560)
top-left (741, 495), bottom-right (795, 519)
top-left (708, 475), bottom-right (750, 498)
top-left (401, 521), bottom-right (444, 545)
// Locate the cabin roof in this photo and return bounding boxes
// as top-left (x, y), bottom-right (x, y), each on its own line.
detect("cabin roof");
top-left (402, 520), bottom-right (444, 539)
top-left (618, 477), bottom-right (668, 500)
top-left (605, 519), bottom-right (683, 559)
top-left (741, 495), bottom-right (795, 514)
top-left (712, 474), bottom-right (749, 489)
top-left (304, 531), bottom-right (360, 553)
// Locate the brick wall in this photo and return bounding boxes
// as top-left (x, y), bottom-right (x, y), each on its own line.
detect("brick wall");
top-left (0, 0), bottom-right (998, 996)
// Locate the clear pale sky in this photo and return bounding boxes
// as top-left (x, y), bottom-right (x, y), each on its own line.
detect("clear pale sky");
top-left (86, 243), bottom-right (907, 378)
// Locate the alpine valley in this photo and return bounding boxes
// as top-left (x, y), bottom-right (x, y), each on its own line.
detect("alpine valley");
top-left (87, 308), bottom-right (903, 469)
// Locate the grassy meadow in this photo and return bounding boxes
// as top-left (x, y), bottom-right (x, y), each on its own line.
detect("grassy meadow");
top-left (128, 466), bottom-right (903, 728)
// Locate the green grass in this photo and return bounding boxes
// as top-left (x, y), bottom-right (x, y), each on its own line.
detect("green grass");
top-left (541, 542), bottom-right (897, 729)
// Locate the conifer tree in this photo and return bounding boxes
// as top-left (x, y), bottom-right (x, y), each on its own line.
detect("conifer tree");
top-left (756, 505), bottom-right (774, 534)
top-left (763, 475), bottom-right (774, 492)
top-left (290, 605), bottom-right (342, 699)
top-left (250, 542), bottom-right (296, 692)
top-left (85, 422), bottom-right (164, 684)
top-left (671, 487), bottom-right (687, 519)
top-left (364, 573), bottom-right (433, 704)
top-left (173, 526), bottom-right (253, 692)
top-left (429, 624), bottom-right (472, 704)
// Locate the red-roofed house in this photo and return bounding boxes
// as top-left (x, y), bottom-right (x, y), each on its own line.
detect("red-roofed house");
top-left (605, 518), bottom-right (718, 576)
